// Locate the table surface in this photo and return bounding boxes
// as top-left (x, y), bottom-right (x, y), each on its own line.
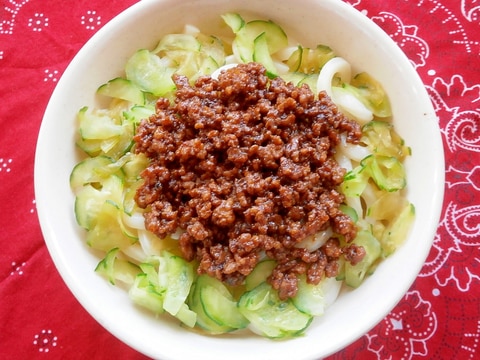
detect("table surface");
top-left (2, 0), bottom-right (479, 358)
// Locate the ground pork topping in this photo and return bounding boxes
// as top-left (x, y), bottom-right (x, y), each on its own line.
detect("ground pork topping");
top-left (134, 62), bottom-right (364, 299)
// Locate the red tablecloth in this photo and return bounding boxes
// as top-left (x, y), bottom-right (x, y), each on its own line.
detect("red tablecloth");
top-left (2, 0), bottom-right (479, 358)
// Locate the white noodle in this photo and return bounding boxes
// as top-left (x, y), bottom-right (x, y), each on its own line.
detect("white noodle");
top-left (295, 228), bottom-right (334, 252)
top-left (122, 211), bottom-right (146, 230)
top-left (210, 63), bottom-right (239, 79)
top-left (337, 133), bottom-right (371, 163)
top-left (317, 56), bottom-right (351, 97)
top-left (317, 57), bottom-right (373, 124)
top-left (122, 243), bottom-right (148, 262)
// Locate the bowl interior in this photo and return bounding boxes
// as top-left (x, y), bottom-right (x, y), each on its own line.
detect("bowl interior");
top-left (34, 0), bottom-right (444, 359)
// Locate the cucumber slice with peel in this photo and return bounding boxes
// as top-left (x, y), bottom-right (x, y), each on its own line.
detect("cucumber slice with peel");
top-left (221, 13), bottom-right (245, 33)
top-left (253, 32), bottom-right (279, 78)
top-left (238, 282), bottom-right (312, 338)
top-left (70, 155), bottom-right (114, 189)
top-left (381, 202), bottom-right (415, 256)
top-left (125, 49), bottom-right (176, 96)
top-left (162, 253), bottom-right (195, 317)
top-left (199, 278), bottom-right (248, 329)
top-left (97, 77), bottom-right (146, 105)
top-left (292, 275), bottom-right (342, 316)
top-left (345, 230), bottom-right (381, 288)
top-left (245, 259), bottom-right (276, 291)
top-left (224, 14), bottom-right (288, 65)
top-left (188, 275), bottom-right (234, 334)
top-left (95, 248), bottom-right (140, 285)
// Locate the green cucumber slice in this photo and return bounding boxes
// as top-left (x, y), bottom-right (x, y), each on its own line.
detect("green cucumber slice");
top-left (253, 32), bottom-right (278, 78)
top-left (361, 155), bottom-right (406, 192)
top-left (238, 282), bottom-right (312, 338)
top-left (345, 230), bottom-right (381, 288)
top-left (125, 49), bottom-right (176, 96)
top-left (97, 77), bottom-right (146, 105)
top-left (78, 106), bottom-right (124, 140)
top-left (362, 120), bottom-right (410, 160)
top-left (129, 273), bottom-right (165, 314)
top-left (70, 155), bottom-right (114, 189)
top-left (221, 13), bottom-right (245, 33)
top-left (292, 275), bottom-right (341, 316)
top-left (187, 275), bottom-right (234, 334)
top-left (200, 281), bottom-right (248, 329)
top-left (95, 248), bottom-right (140, 285)
top-left (86, 201), bottom-right (137, 251)
top-left (162, 253), bottom-right (195, 316)
top-left (230, 17), bottom-right (288, 63)
top-left (351, 72), bottom-right (392, 118)
top-left (381, 202), bottom-right (415, 256)
top-left (74, 174), bottom-right (123, 230)
top-left (245, 259), bottom-right (276, 291)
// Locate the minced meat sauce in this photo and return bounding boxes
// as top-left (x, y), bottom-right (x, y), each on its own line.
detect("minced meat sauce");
top-left (134, 62), bottom-right (366, 300)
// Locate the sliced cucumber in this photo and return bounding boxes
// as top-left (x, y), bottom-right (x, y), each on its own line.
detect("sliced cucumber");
top-left (78, 106), bottom-right (124, 140)
top-left (245, 259), bottom-right (276, 291)
top-left (238, 282), bottom-right (312, 338)
top-left (188, 275), bottom-right (234, 334)
top-left (69, 155), bottom-right (114, 189)
top-left (292, 275), bottom-right (342, 316)
top-left (281, 71), bottom-right (308, 86)
top-left (153, 33), bottom-right (201, 54)
top-left (74, 174), bottom-right (123, 230)
top-left (286, 45), bottom-right (335, 74)
top-left (221, 13), bottom-right (245, 33)
top-left (125, 49), bottom-right (176, 96)
top-left (76, 107), bottom-right (135, 159)
top-left (197, 34), bottom-right (226, 68)
top-left (123, 104), bottom-right (155, 125)
top-left (350, 72), bottom-right (392, 118)
top-left (381, 202), bottom-right (415, 256)
top-left (97, 77), bottom-right (146, 105)
top-left (228, 16), bottom-right (288, 64)
top-left (340, 162), bottom-right (370, 198)
top-left (367, 191), bottom-right (407, 221)
top-left (198, 275), bottom-right (248, 329)
top-left (175, 302), bottom-right (197, 328)
top-left (339, 203), bottom-right (359, 223)
top-left (130, 254), bottom-right (197, 327)
top-left (129, 273), bottom-right (165, 314)
top-left (362, 120), bottom-right (410, 160)
top-left (95, 247), bottom-right (141, 285)
top-left (86, 201), bottom-right (137, 251)
top-left (162, 253), bottom-right (195, 317)
top-left (362, 155), bottom-right (406, 192)
top-left (345, 230), bottom-right (381, 288)
top-left (253, 32), bottom-right (278, 78)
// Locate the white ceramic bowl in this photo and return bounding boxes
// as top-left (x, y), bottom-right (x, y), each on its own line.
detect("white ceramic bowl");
top-left (34, 0), bottom-right (445, 359)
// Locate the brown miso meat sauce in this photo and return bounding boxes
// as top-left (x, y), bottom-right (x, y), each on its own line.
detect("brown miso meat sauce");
top-left (134, 62), bottom-right (365, 300)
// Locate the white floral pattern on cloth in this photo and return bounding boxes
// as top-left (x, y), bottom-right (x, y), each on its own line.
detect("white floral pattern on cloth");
top-left (10, 261), bottom-right (27, 276)
top-left (0, 158), bottom-right (13, 173)
top-left (370, 11), bottom-right (430, 68)
top-left (33, 329), bottom-right (58, 353)
top-left (419, 75), bottom-right (480, 291)
top-left (0, 0), bottom-right (31, 35)
top-left (326, 1), bottom-right (480, 359)
top-left (367, 291), bottom-right (437, 360)
top-left (461, 0), bottom-right (480, 22)
top-left (43, 68), bottom-right (59, 82)
top-left (81, 10), bottom-right (102, 31)
top-left (28, 12), bottom-right (48, 32)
